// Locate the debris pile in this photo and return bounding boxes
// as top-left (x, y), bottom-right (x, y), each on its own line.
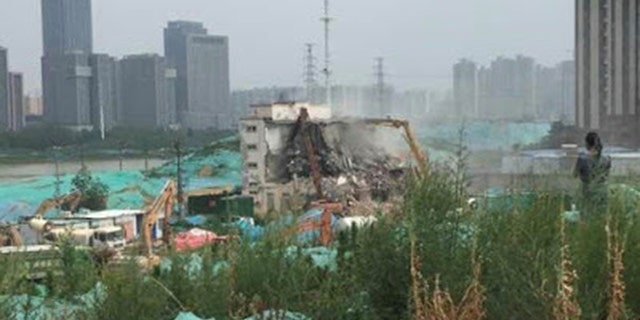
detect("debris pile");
top-left (279, 118), bottom-right (411, 212)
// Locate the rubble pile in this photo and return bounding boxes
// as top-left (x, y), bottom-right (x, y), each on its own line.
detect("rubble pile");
top-left (279, 121), bottom-right (410, 215)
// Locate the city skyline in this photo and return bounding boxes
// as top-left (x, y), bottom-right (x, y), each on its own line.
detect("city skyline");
top-left (0, 0), bottom-right (573, 92)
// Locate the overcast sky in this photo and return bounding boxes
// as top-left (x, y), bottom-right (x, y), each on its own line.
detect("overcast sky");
top-left (0, 0), bottom-right (574, 93)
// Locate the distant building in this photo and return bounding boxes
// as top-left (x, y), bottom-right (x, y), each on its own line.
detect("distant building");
top-left (453, 59), bottom-right (479, 118)
top-left (24, 95), bottom-right (43, 116)
top-left (558, 60), bottom-right (575, 124)
top-left (119, 54), bottom-right (172, 128)
top-left (165, 68), bottom-right (177, 125)
top-left (41, 0), bottom-right (94, 129)
top-left (535, 60), bottom-right (576, 123)
top-left (535, 65), bottom-right (560, 120)
top-left (41, 0), bottom-right (93, 56)
top-left (7, 73), bottom-right (24, 131)
top-left (394, 89), bottom-right (431, 120)
top-left (331, 85), bottom-right (373, 117)
top-left (0, 47), bottom-right (7, 131)
top-left (164, 21), bottom-right (231, 130)
top-left (453, 56), bottom-right (575, 122)
top-left (485, 55), bottom-right (536, 120)
top-left (576, 0), bottom-right (639, 145)
top-left (89, 54), bottom-right (119, 130)
top-left (42, 52), bottom-right (92, 128)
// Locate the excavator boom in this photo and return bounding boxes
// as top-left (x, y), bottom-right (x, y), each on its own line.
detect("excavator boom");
top-left (364, 118), bottom-right (429, 177)
top-left (31, 191), bottom-right (83, 220)
top-left (0, 225), bottom-right (23, 247)
top-left (292, 108), bottom-right (325, 198)
top-left (141, 180), bottom-right (176, 258)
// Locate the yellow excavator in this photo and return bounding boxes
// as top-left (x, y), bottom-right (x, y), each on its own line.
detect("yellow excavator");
top-left (0, 224), bottom-right (23, 247)
top-left (138, 179), bottom-right (177, 269)
top-left (364, 118), bottom-right (429, 177)
top-left (29, 191), bottom-right (83, 221)
top-left (25, 191), bottom-right (83, 236)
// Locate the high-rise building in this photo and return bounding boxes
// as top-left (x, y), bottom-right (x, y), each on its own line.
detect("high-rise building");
top-left (453, 59), bottom-right (479, 118)
top-left (164, 21), bottom-right (230, 130)
top-left (41, 0), bottom-right (94, 129)
top-left (89, 54), bottom-right (119, 130)
top-left (0, 47), bottom-right (8, 131)
top-left (42, 53), bottom-right (92, 127)
top-left (165, 68), bottom-right (177, 125)
top-left (558, 60), bottom-right (576, 124)
top-left (119, 54), bottom-right (172, 128)
top-left (8, 73), bottom-right (24, 131)
top-left (41, 0), bottom-right (93, 56)
top-left (535, 65), bottom-right (560, 120)
top-left (576, 0), bottom-right (639, 145)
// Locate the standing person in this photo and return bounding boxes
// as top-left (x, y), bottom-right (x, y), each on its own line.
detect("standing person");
top-left (573, 132), bottom-right (612, 218)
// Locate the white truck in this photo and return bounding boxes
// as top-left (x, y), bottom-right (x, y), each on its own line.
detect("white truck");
top-left (29, 218), bottom-right (126, 250)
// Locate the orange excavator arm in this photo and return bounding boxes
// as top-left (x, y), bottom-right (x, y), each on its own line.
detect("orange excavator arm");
top-left (141, 180), bottom-right (176, 257)
top-left (295, 108), bottom-right (325, 198)
top-left (31, 190), bottom-right (83, 220)
top-left (0, 225), bottom-right (23, 247)
top-left (365, 119), bottom-right (429, 177)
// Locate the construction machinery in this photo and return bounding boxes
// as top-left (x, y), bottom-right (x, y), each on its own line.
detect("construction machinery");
top-left (365, 118), bottom-right (429, 177)
top-left (29, 190), bottom-right (83, 220)
top-left (310, 201), bottom-right (342, 245)
top-left (139, 179), bottom-right (177, 268)
top-left (0, 224), bottom-right (23, 247)
top-left (26, 190), bottom-right (126, 250)
top-left (291, 107), bottom-right (325, 199)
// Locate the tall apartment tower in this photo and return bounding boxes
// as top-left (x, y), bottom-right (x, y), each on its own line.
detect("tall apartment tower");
top-left (41, 0), bottom-right (94, 129)
top-left (453, 59), bottom-right (479, 118)
top-left (8, 73), bottom-right (24, 131)
top-left (119, 54), bottom-right (173, 128)
top-left (41, 0), bottom-right (92, 56)
top-left (576, 0), bottom-right (639, 144)
top-left (42, 53), bottom-right (92, 127)
top-left (90, 54), bottom-right (119, 130)
top-left (164, 21), bottom-right (231, 130)
top-left (0, 48), bottom-right (8, 130)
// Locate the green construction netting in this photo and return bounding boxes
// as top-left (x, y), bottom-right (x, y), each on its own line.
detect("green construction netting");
top-left (0, 150), bottom-right (242, 222)
top-left (0, 122), bottom-right (553, 221)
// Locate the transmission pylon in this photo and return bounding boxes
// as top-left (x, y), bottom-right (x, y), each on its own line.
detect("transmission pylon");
top-left (374, 57), bottom-right (387, 117)
top-left (304, 43), bottom-right (318, 103)
top-left (321, 0), bottom-right (332, 109)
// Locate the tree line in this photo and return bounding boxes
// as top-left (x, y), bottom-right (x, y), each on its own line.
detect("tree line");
top-left (0, 124), bottom-right (236, 152)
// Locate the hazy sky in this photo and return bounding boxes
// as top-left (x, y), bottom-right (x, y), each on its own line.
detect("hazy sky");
top-left (0, 0), bottom-right (574, 93)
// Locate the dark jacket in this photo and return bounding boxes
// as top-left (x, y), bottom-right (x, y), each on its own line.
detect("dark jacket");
top-left (574, 151), bottom-right (611, 186)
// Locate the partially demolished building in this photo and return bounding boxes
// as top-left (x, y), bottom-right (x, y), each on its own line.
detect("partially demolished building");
top-left (240, 102), bottom-right (410, 215)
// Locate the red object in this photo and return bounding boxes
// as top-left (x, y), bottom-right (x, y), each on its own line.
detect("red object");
top-left (174, 228), bottom-right (230, 251)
